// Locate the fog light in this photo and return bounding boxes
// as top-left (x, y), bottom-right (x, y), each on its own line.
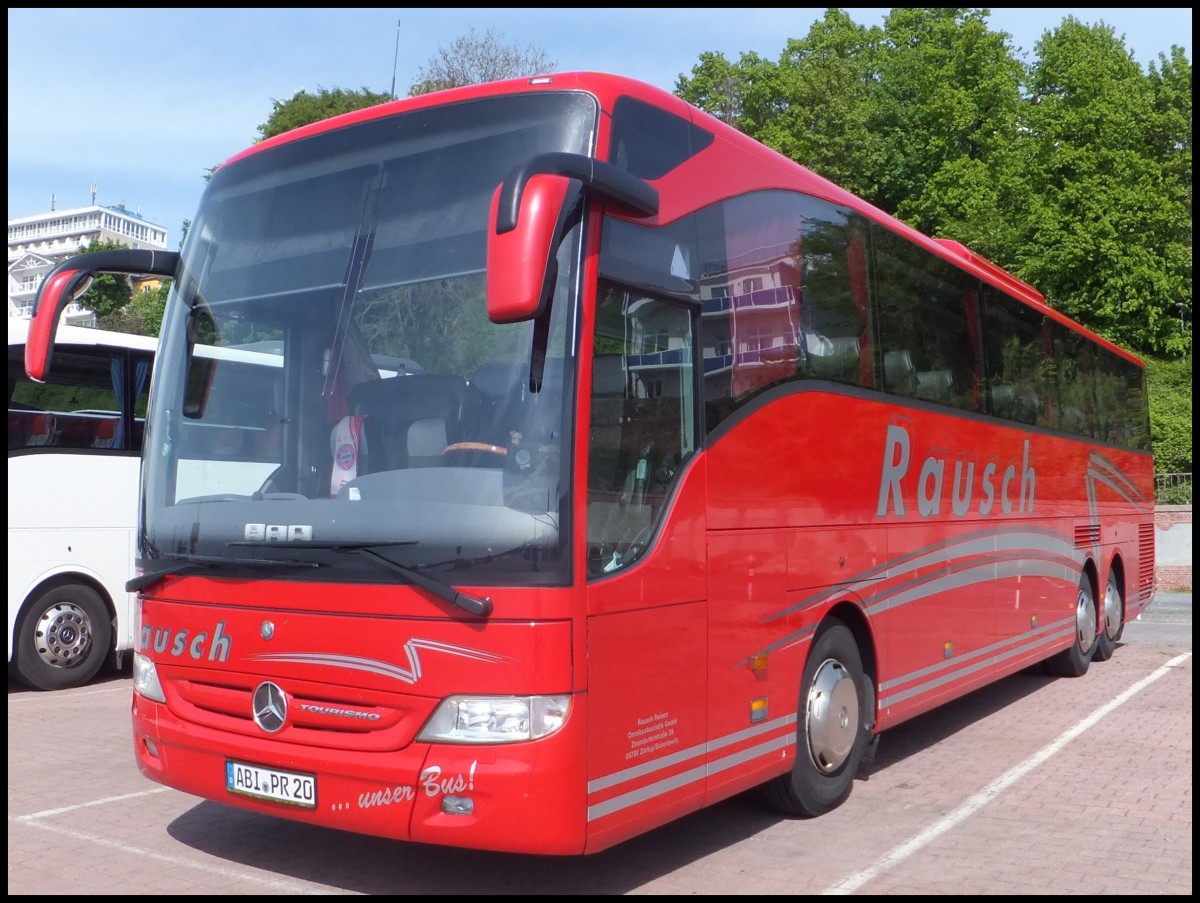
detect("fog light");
top-left (442, 794), bottom-right (474, 815)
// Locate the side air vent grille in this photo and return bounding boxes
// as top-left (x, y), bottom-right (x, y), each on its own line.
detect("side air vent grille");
top-left (1074, 523), bottom-right (1101, 548)
top-left (1138, 522), bottom-right (1156, 591)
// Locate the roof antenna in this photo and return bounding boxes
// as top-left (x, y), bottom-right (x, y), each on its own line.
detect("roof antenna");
top-left (390, 19), bottom-right (401, 100)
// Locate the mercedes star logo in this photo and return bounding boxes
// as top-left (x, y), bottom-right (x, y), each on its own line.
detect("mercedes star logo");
top-left (252, 681), bottom-right (288, 733)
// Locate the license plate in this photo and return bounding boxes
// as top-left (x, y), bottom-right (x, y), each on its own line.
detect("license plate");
top-left (226, 760), bottom-right (316, 809)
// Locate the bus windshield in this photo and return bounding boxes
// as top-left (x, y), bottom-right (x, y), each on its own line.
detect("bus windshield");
top-left (141, 91), bottom-right (598, 587)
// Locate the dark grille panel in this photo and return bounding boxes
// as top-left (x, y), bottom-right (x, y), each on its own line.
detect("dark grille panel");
top-left (1138, 522), bottom-right (1156, 591)
top-left (166, 672), bottom-right (427, 752)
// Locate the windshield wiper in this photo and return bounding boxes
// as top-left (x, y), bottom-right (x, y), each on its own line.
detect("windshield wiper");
top-left (353, 546), bottom-right (493, 618)
top-left (127, 553), bottom-right (321, 592)
top-left (230, 540), bottom-right (492, 618)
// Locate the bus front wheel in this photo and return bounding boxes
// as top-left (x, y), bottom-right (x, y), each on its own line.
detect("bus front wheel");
top-left (13, 583), bottom-right (112, 691)
top-left (759, 618), bottom-right (869, 817)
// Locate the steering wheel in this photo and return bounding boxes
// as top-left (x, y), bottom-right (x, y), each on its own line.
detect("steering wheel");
top-left (442, 441), bottom-right (509, 465)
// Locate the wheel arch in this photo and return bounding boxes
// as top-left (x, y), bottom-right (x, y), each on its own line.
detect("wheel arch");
top-left (12, 570), bottom-right (118, 660)
top-left (1080, 556), bottom-right (1100, 603)
top-left (1106, 553), bottom-right (1127, 605)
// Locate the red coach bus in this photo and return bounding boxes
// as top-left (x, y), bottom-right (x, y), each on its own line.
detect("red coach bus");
top-left (26, 72), bottom-right (1154, 855)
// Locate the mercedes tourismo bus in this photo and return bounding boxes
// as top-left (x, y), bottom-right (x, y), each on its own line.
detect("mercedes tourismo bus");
top-left (8, 318), bottom-right (155, 690)
top-left (25, 72), bottom-right (1155, 854)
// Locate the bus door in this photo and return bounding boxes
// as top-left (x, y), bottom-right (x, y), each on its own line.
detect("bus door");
top-left (583, 284), bottom-right (708, 845)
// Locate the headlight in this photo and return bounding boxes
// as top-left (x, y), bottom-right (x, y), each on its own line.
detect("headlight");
top-left (132, 652), bottom-right (166, 702)
top-left (418, 694), bottom-right (569, 743)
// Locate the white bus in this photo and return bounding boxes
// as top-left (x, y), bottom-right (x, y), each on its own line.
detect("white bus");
top-left (8, 318), bottom-right (158, 689)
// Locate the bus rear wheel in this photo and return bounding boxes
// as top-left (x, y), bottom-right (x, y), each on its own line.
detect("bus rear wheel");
top-left (13, 583), bottom-right (111, 691)
top-left (1047, 573), bottom-right (1097, 678)
top-left (1093, 572), bottom-right (1124, 663)
top-left (759, 618), bottom-right (868, 817)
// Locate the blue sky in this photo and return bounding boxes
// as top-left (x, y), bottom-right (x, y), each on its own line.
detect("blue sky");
top-left (7, 8), bottom-right (1192, 248)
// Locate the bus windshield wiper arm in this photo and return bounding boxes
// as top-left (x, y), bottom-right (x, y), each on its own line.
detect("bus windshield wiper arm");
top-left (127, 553), bottom-right (321, 592)
top-left (230, 540), bottom-right (493, 618)
top-left (352, 546), bottom-right (493, 618)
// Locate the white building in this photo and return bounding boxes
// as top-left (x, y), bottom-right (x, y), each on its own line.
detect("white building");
top-left (8, 203), bottom-right (169, 323)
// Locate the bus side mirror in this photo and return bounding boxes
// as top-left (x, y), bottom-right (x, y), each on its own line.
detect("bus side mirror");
top-left (25, 268), bottom-right (95, 382)
top-left (486, 174), bottom-right (572, 324)
top-left (25, 249), bottom-right (179, 382)
top-left (486, 152), bottom-right (659, 324)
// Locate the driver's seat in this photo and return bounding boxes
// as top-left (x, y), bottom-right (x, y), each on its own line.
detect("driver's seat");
top-left (407, 418), bottom-right (447, 468)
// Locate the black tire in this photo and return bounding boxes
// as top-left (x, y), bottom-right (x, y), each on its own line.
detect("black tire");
top-left (1046, 572), bottom-right (1098, 678)
top-left (13, 583), bottom-right (112, 691)
top-left (1093, 571), bottom-right (1124, 663)
top-left (759, 618), bottom-right (869, 817)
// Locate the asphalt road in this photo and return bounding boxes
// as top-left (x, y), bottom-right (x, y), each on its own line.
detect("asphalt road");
top-left (8, 592), bottom-right (1191, 895)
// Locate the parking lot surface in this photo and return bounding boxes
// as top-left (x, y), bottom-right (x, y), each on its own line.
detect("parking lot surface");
top-left (8, 594), bottom-right (1191, 895)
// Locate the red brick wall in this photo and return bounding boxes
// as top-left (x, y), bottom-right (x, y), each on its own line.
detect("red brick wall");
top-left (1155, 508), bottom-right (1193, 529)
top-left (1157, 566), bottom-right (1191, 591)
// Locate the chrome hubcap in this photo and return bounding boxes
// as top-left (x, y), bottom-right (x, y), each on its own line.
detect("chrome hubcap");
top-left (1075, 586), bottom-right (1097, 654)
top-left (1102, 579), bottom-right (1122, 640)
top-left (805, 658), bottom-right (859, 774)
top-left (33, 602), bottom-right (93, 669)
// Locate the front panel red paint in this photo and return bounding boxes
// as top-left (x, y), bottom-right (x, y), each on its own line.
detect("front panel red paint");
top-left (581, 602), bottom-right (708, 852)
top-left (132, 584), bottom-right (588, 854)
top-left (579, 456), bottom-right (709, 850)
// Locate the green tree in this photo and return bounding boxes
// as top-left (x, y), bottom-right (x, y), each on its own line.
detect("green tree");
top-left (868, 7), bottom-right (1026, 248)
top-left (753, 10), bottom-right (882, 197)
top-left (257, 87), bottom-right (393, 141)
top-left (675, 50), bottom-right (752, 126)
top-left (75, 238), bottom-right (133, 322)
top-left (1015, 18), bottom-right (1191, 356)
top-left (71, 238), bottom-right (170, 336)
top-left (1145, 354), bottom-right (1193, 478)
top-left (677, 9), bottom-right (1026, 256)
top-left (408, 28), bottom-right (554, 96)
top-left (124, 280), bottom-right (170, 336)
top-left (677, 12), bottom-right (885, 195)
top-left (1145, 47), bottom-right (1193, 360)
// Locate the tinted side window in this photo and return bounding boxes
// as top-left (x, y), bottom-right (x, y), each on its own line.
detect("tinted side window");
top-left (609, 96), bottom-right (714, 180)
top-left (9, 345), bottom-right (121, 450)
top-left (1095, 349), bottom-right (1149, 449)
top-left (699, 193), bottom-right (872, 428)
top-left (587, 286), bottom-right (695, 577)
top-left (1051, 321), bottom-right (1094, 437)
top-left (874, 228), bottom-right (982, 413)
top-left (601, 191), bottom-right (874, 435)
top-left (980, 286), bottom-right (1052, 427)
